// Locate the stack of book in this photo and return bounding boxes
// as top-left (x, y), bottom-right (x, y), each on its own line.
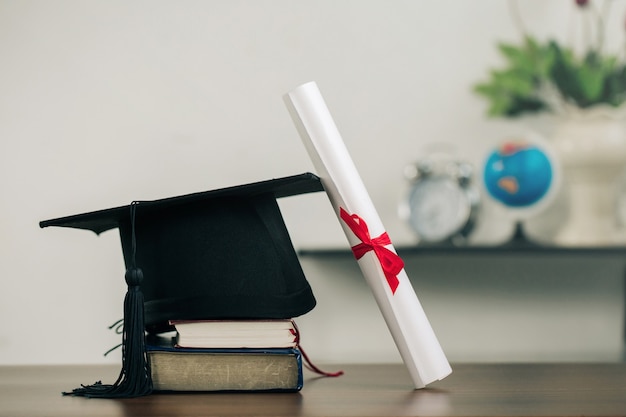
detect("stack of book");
top-left (146, 319), bottom-right (303, 392)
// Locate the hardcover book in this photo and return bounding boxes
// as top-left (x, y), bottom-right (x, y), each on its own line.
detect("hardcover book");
top-left (147, 340), bottom-right (303, 392)
top-left (170, 319), bottom-right (298, 349)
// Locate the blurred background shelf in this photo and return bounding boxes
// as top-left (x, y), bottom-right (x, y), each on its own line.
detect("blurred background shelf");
top-left (299, 242), bottom-right (626, 258)
top-left (296, 240), bottom-right (626, 364)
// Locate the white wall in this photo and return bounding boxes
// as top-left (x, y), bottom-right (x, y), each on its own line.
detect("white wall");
top-left (1, 0), bottom-right (625, 365)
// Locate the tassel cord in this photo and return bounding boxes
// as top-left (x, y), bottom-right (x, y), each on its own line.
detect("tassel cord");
top-left (63, 202), bottom-right (152, 398)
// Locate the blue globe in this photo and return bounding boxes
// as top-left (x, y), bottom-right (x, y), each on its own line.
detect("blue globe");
top-left (484, 141), bottom-right (554, 208)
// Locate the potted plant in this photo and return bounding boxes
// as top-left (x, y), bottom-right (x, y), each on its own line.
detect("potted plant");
top-left (473, 0), bottom-right (626, 246)
top-left (474, 0), bottom-right (626, 117)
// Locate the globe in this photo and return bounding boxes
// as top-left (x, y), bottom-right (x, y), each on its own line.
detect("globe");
top-left (483, 140), bottom-right (554, 209)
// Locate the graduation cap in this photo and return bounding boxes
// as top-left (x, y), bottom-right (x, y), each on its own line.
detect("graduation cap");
top-left (40, 172), bottom-right (324, 398)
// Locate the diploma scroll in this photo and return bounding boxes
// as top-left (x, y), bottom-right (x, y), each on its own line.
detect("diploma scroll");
top-left (284, 81), bottom-right (452, 388)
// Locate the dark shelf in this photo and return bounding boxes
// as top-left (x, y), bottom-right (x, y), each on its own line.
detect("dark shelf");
top-left (298, 242), bottom-right (626, 258)
top-left (298, 222), bottom-right (626, 258)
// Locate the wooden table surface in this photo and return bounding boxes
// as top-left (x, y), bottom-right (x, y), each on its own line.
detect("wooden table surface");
top-left (1, 363), bottom-right (625, 416)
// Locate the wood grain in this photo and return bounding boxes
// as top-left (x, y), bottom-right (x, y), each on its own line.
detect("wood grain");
top-left (1, 363), bottom-right (625, 416)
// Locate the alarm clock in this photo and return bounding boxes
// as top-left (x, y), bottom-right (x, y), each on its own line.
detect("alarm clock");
top-left (403, 157), bottom-right (479, 244)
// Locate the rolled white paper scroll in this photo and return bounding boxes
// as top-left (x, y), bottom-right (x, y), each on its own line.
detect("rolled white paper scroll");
top-left (284, 81), bottom-right (452, 388)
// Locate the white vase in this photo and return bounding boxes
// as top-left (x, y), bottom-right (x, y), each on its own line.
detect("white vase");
top-left (550, 105), bottom-right (626, 246)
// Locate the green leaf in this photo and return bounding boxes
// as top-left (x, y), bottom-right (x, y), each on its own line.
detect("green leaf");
top-left (604, 65), bottom-right (626, 105)
top-left (576, 64), bottom-right (606, 103)
top-left (491, 69), bottom-right (536, 95)
top-left (549, 41), bottom-right (588, 105)
top-left (506, 96), bottom-right (548, 117)
top-left (497, 42), bottom-right (536, 74)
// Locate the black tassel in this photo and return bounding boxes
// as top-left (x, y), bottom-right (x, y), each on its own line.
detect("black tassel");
top-left (63, 202), bottom-right (152, 398)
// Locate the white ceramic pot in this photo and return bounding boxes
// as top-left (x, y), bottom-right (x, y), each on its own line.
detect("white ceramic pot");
top-left (550, 105), bottom-right (626, 246)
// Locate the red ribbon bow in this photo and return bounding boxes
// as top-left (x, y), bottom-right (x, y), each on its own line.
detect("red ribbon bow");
top-left (340, 207), bottom-right (404, 294)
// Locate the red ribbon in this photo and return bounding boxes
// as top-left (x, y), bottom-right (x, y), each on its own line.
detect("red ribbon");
top-left (340, 207), bottom-right (404, 294)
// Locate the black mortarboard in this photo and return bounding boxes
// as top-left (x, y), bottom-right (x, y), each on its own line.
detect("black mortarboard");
top-left (40, 172), bottom-right (324, 398)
